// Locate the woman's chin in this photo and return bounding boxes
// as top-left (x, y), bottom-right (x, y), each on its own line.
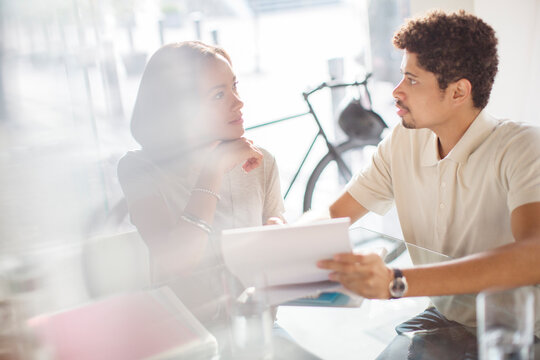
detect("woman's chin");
top-left (223, 128), bottom-right (245, 140)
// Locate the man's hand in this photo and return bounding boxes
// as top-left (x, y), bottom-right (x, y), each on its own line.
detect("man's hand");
top-left (317, 253), bottom-right (394, 299)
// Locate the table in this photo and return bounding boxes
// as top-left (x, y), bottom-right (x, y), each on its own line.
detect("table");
top-left (273, 226), bottom-right (540, 360)
top-left (12, 225), bottom-right (538, 360)
top-left (274, 225), bottom-right (449, 359)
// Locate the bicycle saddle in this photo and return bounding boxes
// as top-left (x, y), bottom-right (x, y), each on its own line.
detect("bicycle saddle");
top-left (338, 99), bottom-right (387, 141)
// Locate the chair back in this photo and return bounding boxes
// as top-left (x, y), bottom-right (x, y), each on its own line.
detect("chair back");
top-left (82, 231), bottom-right (150, 298)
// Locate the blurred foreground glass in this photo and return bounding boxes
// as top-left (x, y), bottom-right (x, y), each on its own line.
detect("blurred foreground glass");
top-left (0, 256), bottom-right (52, 360)
top-left (477, 286), bottom-right (535, 360)
top-left (223, 273), bottom-right (273, 360)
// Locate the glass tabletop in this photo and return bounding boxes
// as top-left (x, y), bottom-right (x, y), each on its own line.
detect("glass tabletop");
top-left (274, 225), bottom-right (455, 359)
top-left (4, 224), bottom-right (537, 360)
top-left (275, 225), bottom-right (539, 360)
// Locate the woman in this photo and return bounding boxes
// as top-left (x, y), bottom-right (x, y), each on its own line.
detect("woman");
top-left (117, 41), bottom-right (285, 321)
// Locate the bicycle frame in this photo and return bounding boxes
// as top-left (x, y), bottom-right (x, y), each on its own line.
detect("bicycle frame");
top-left (246, 74), bottom-right (373, 200)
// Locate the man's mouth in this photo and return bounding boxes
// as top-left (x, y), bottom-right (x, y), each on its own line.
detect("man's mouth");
top-left (395, 100), bottom-right (409, 116)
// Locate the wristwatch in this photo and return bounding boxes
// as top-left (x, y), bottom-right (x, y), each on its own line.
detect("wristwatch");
top-left (389, 269), bottom-right (408, 299)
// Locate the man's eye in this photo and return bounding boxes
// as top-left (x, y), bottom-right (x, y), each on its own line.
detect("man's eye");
top-left (408, 78), bottom-right (417, 85)
top-left (213, 91), bottom-right (225, 100)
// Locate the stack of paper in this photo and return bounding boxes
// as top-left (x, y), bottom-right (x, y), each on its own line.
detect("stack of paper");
top-left (220, 218), bottom-right (356, 305)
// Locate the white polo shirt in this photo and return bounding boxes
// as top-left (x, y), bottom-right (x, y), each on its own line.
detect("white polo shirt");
top-left (346, 109), bottom-right (540, 330)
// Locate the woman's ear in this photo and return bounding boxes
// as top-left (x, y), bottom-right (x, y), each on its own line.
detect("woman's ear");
top-left (451, 78), bottom-right (473, 106)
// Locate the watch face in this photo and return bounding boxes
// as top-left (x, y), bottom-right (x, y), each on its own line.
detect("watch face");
top-left (390, 277), bottom-right (408, 298)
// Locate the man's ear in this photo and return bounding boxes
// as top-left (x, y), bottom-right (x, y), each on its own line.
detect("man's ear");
top-left (451, 78), bottom-right (473, 106)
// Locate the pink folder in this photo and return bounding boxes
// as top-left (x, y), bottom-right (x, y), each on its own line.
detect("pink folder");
top-left (28, 288), bottom-right (217, 360)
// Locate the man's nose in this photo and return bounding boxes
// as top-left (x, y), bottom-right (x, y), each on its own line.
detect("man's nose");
top-left (392, 79), bottom-right (405, 100)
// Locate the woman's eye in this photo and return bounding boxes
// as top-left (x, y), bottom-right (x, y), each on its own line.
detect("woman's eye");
top-left (213, 91), bottom-right (225, 100)
top-left (233, 81), bottom-right (239, 92)
top-left (408, 78), bottom-right (417, 85)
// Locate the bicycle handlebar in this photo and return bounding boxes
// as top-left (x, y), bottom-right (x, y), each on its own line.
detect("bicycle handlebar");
top-left (245, 73), bottom-right (374, 132)
top-left (303, 73), bottom-right (373, 98)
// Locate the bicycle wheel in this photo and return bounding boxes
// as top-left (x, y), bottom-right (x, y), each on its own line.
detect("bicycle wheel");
top-left (303, 140), bottom-right (378, 212)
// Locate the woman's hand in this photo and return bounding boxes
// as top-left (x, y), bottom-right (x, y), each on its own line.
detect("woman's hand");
top-left (207, 137), bottom-right (263, 174)
top-left (265, 217), bottom-right (285, 225)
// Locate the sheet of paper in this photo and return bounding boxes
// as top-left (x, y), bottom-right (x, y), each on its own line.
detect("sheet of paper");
top-left (220, 217), bottom-right (351, 288)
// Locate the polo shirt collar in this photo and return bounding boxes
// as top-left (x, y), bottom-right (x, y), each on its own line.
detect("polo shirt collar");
top-left (421, 109), bottom-right (499, 166)
top-left (421, 132), bottom-right (439, 167)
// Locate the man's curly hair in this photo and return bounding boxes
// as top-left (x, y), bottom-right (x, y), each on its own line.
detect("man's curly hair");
top-left (393, 10), bottom-right (498, 109)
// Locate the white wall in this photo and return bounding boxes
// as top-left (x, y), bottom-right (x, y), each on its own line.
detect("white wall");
top-left (409, 0), bottom-right (540, 125)
top-left (475, 0), bottom-right (540, 125)
top-left (409, 0), bottom-right (474, 16)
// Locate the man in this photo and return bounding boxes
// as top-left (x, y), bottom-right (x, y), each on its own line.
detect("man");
top-left (317, 9), bottom-right (540, 343)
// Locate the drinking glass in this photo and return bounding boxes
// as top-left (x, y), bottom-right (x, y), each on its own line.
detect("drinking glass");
top-left (223, 273), bottom-right (274, 360)
top-left (477, 286), bottom-right (535, 360)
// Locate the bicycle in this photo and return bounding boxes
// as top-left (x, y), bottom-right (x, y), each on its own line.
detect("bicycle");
top-left (246, 73), bottom-right (406, 264)
top-left (246, 73), bottom-right (387, 213)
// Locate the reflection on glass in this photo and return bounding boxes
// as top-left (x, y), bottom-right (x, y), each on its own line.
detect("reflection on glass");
top-left (0, 1), bottom-right (407, 358)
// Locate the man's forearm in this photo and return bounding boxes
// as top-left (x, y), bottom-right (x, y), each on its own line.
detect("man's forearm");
top-left (329, 191), bottom-right (369, 223)
top-left (403, 237), bottom-right (540, 297)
